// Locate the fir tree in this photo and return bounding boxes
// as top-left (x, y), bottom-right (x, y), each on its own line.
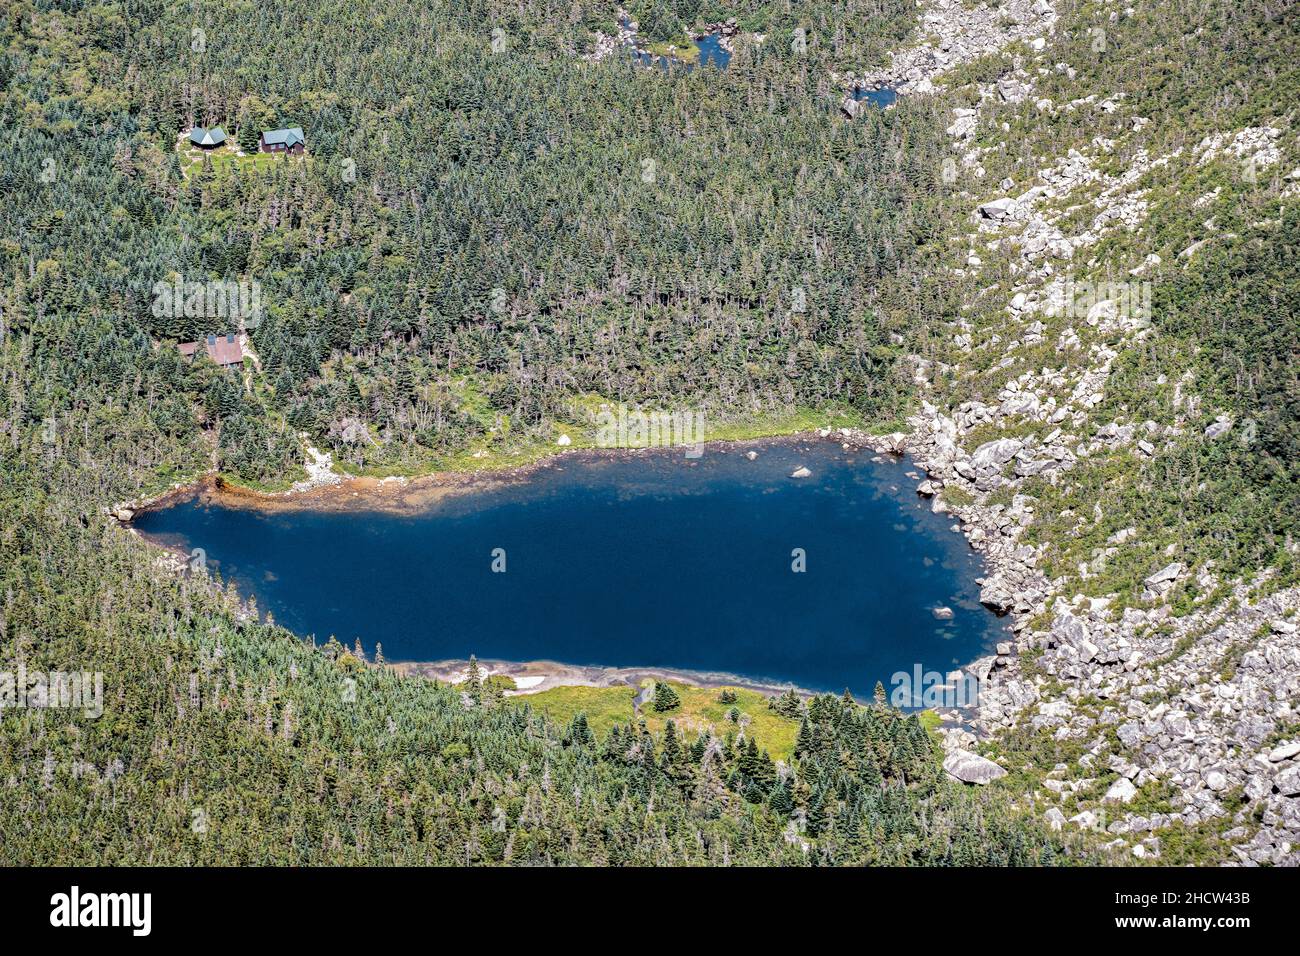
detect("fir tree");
top-left (465, 655), bottom-right (483, 703)
top-left (768, 781), bottom-right (794, 816)
top-left (806, 790), bottom-right (830, 838)
top-left (652, 681), bottom-right (680, 712)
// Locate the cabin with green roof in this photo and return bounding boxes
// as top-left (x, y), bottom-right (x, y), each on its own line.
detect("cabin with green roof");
top-left (258, 127), bottom-right (305, 155)
top-left (188, 126), bottom-right (227, 149)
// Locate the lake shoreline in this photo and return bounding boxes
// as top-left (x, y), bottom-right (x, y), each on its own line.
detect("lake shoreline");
top-left (119, 425), bottom-right (1001, 713)
top-left (114, 429), bottom-right (885, 520)
top-left (395, 657), bottom-right (820, 700)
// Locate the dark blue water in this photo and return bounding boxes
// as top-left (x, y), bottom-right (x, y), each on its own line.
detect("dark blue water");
top-left (133, 440), bottom-right (1006, 696)
top-left (853, 87), bottom-right (898, 107)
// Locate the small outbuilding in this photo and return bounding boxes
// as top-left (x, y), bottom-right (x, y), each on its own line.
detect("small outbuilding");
top-left (259, 127), bottom-right (305, 155)
top-left (188, 126), bottom-right (227, 148)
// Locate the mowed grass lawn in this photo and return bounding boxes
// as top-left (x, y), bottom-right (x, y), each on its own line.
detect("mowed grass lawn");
top-left (519, 681), bottom-right (801, 762)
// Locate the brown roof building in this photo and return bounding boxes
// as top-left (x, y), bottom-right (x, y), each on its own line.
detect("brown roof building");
top-left (179, 333), bottom-right (244, 368)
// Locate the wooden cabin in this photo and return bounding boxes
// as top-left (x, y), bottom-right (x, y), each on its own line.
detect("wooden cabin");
top-left (188, 126), bottom-right (227, 149)
top-left (178, 333), bottom-right (244, 368)
top-left (258, 127), bottom-right (305, 155)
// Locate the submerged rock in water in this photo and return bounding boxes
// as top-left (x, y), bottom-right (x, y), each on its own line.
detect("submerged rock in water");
top-left (745, 450), bottom-right (758, 461)
top-left (790, 466), bottom-right (811, 478)
top-left (932, 606), bottom-right (955, 620)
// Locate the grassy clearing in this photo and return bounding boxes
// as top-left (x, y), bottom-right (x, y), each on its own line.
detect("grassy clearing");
top-left (177, 140), bottom-right (299, 180)
top-left (521, 681), bottom-right (800, 761)
top-left (645, 40), bottom-right (700, 64)
top-left (221, 396), bottom-right (881, 492)
top-left (336, 402), bottom-right (871, 480)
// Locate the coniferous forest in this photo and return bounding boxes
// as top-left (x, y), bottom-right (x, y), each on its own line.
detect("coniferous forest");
top-left (0, 0), bottom-right (1076, 866)
top-left (1, 0), bottom-right (1296, 868)
top-left (4, 0), bottom-right (953, 483)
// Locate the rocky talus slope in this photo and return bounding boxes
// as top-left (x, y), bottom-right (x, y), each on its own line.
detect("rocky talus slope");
top-left (857, 0), bottom-right (1300, 864)
top-left (852, 0), bottom-right (1059, 94)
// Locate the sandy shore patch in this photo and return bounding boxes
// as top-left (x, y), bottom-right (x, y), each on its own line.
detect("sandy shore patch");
top-left (395, 657), bottom-right (812, 698)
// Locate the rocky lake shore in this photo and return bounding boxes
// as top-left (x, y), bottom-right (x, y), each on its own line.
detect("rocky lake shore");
top-left (849, 0), bottom-right (1300, 864)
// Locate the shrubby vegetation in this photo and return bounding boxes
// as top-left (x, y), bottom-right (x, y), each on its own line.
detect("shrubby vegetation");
top-left (629, 0), bottom-right (915, 69)
top-left (928, 0), bottom-right (1300, 595)
top-left (0, 0), bottom-right (1074, 865)
top-left (0, 447), bottom-right (1079, 863)
top-left (0, 0), bottom-right (1293, 865)
top-left (2, 0), bottom-right (955, 483)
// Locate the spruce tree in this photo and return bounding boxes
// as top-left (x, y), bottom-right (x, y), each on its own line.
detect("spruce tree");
top-left (806, 790), bottom-right (829, 838)
top-left (465, 655), bottom-right (483, 703)
top-left (652, 681), bottom-right (680, 712)
top-left (567, 713), bottom-right (594, 748)
top-left (769, 781), bottom-right (794, 816)
top-left (795, 718), bottom-right (813, 757)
